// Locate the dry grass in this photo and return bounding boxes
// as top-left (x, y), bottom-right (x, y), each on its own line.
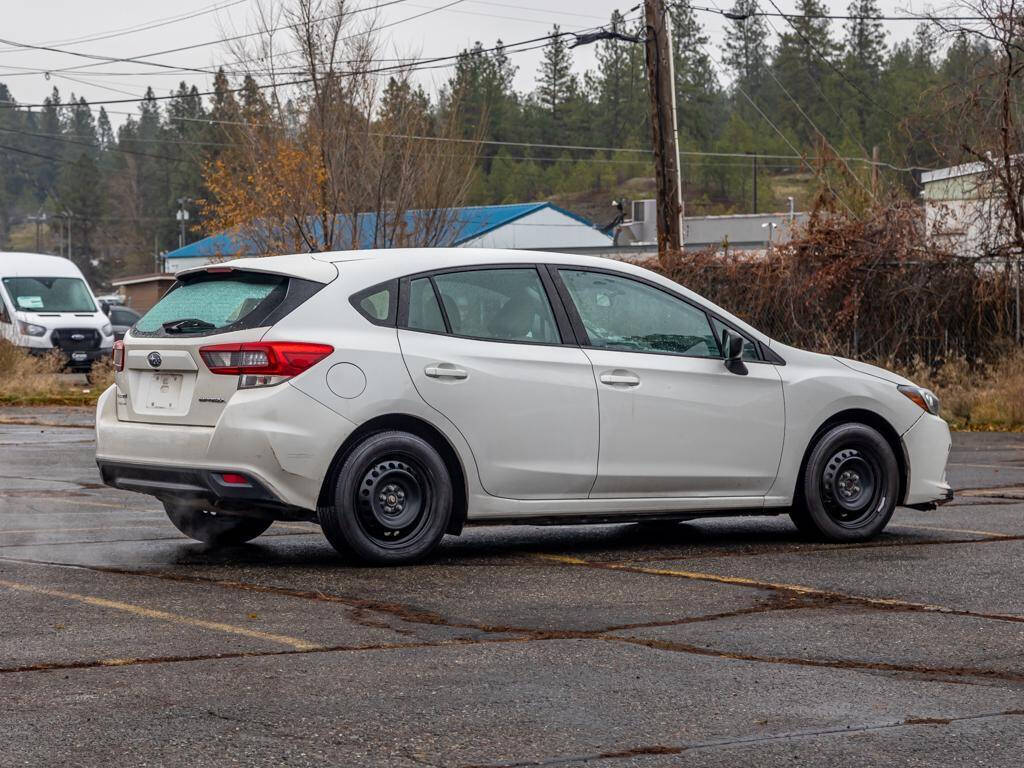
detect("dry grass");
top-left (897, 349), bottom-right (1024, 431)
top-left (1, 338), bottom-right (1022, 430)
top-left (0, 340), bottom-right (113, 406)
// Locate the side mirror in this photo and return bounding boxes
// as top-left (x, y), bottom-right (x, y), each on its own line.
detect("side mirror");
top-left (100, 300), bottom-right (110, 316)
top-left (721, 328), bottom-right (748, 376)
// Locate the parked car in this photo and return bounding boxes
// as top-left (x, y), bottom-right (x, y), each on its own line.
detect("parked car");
top-left (0, 252), bottom-right (114, 372)
top-left (95, 249), bottom-right (952, 564)
top-left (107, 305), bottom-right (141, 341)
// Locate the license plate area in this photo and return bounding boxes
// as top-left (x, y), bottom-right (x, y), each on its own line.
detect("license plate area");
top-left (144, 372), bottom-right (184, 410)
top-left (71, 351), bottom-right (89, 362)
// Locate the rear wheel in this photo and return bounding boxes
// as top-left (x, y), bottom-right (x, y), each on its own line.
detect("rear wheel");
top-left (790, 423), bottom-right (899, 541)
top-left (320, 431), bottom-right (452, 565)
top-left (163, 500), bottom-right (272, 545)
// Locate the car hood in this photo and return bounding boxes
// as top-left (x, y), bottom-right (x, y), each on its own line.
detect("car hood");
top-left (15, 310), bottom-right (109, 330)
top-left (833, 357), bottom-right (913, 386)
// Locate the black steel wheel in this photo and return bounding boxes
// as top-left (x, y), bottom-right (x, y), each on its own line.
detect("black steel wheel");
top-left (163, 500), bottom-right (272, 546)
top-left (320, 431), bottom-right (452, 564)
top-left (791, 422), bottom-right (899, 541)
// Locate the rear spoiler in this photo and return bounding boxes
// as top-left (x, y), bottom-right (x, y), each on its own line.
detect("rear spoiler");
top-left (176, 254), bottom-right (338, 284)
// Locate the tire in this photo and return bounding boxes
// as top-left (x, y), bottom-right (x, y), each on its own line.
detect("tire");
top-left (791, 423), bottom-right (900, 541)
top-left (163, 500), bottom-right (272, 545)
top-left (320, 431), bottom-right (452, 565)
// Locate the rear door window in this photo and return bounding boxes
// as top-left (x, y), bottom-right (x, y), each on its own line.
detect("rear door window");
top-left (428, 268), bottom-right (561, 344)
top-left (134, 272), bottom-right (288, 336)
top-left (407, 278), bottom-right (446, 333)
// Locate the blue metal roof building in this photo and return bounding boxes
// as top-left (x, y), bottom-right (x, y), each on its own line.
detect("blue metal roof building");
top-left (162, 202), bottom-right (612, 272)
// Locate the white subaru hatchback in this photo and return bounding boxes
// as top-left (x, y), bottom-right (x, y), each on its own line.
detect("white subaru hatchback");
top-left (95, 249), bottom-right (952, 564)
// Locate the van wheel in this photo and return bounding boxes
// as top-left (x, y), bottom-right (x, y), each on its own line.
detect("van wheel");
top-left (320, 431), bottom-right (452, 565)
top-left (163, 500), bottom-right (272, 545)
top-left (792, 423), bottom-right (899, 541)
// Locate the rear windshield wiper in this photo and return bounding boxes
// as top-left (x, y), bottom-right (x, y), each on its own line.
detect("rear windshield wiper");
top-left (162, 318), bottom-right (216, 334)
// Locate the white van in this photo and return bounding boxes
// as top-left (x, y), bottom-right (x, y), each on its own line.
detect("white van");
top-left (0, 252), bottom-right (114, 371)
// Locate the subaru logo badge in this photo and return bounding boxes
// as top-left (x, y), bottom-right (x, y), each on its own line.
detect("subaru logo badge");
top-left (147, 351), bottom-right (162, 368)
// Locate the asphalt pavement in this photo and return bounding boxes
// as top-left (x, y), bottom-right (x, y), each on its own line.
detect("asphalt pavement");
top-left (2, 407), bottom-right (1023, 767)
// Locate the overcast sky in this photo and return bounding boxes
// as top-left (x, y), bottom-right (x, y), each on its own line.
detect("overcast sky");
top-left (0, 0), bottom-right (937, 126)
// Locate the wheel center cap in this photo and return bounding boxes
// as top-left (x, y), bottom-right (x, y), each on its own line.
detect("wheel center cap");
top-left (386, 494), bottom-right (398, 506)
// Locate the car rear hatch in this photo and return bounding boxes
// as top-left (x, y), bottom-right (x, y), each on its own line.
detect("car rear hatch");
top-left (115, 259), bottom-right (335, 427)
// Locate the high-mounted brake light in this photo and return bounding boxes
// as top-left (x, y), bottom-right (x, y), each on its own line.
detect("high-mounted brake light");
top-left (199, 341), bottom-right (333, 388)
top-left (112, 340), bottom-right (125, 372)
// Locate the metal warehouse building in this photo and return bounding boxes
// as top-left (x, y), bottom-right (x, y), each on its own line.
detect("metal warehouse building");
top-left (160, 202), bottom-right (612, 273)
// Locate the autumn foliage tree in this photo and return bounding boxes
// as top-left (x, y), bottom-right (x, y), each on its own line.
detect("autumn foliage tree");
top-left (200, 0), bottom-right (480, 256)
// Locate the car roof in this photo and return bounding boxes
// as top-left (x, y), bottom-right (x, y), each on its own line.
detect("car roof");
top-left (0, 252), bottom-right (88, 279)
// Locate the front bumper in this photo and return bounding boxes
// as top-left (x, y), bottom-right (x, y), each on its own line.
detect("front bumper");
top-left (94, 382), bottom-right (358, 512)
top-left (28, 346), bottom-right (108, 368)
top-left (901, 413), bottom-right (954, 506)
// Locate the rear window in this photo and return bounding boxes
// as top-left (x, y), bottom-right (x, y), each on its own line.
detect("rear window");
top-left (134, 272), bottom-right (288, 336)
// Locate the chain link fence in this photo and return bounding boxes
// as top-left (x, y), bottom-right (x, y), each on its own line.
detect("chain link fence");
top-left (646, 208), bottom-right (1022, 366)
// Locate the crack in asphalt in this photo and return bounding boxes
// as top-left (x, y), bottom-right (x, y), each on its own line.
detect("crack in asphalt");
top-left (0, 636), bottom-right (536, 675)
top-left (607, 635), bottom-right (1024, 688)
top-left (3, 555), bottom-right (1023, 689)
top-left (460, 709), bottom-right (1024, 767)
top-left (537, 555), bottom-right (1024, 626)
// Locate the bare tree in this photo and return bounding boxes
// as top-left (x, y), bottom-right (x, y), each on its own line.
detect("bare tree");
top-left (201, 0), bottom-right (480, 256)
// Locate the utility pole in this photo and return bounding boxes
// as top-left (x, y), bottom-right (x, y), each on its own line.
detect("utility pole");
top-left (749, 153), bottom-right (758, 213)
top-left (176, 197), bottom-right (192, 250)
top-left (27, 210), bottom-right (47, 252)
top-left (642, 0), bottom-right (684, 266)
top-left (871, 145), bottom-right (880, 198)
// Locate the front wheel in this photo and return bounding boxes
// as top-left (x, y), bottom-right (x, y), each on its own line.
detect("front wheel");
top-left (790, 423), bottom-right (899, 541)
top-left (320, 431), bottom-right (452, 565)
top-left (163, 500), bottom-right (272, 545)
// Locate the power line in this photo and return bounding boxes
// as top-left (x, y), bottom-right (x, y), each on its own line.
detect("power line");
top-left (691, 4), bottom-right (988, 22)
top-left (0, 0), bottom-right (251, 54)
top-left (0, 0), bottom-right (429, 80)
top-left (0, 24), bottom-right (594, 110)
top-left (0, 92), bottom-right (931, 170)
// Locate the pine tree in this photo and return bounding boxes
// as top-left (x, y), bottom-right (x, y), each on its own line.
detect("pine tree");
top-left (536, 25), bottom-right (577, 141)
top-left (722, 0), bottom-right (770, 93)
top-left (770, 0), bottom-right (839, 143)
top-left (842, 0), bottom-right (887, 137)
top-left (593, 10), bottom-right (648, 146)
top-left (667, 0), bottom-right (718, 147)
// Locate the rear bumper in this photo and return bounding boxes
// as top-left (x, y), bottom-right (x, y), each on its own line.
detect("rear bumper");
top-left (94, 382), bottom-right (358, 512)
top-left (901, 413), bottom-right (954, 506)
top-left (96, 459), bottom-right (309, 519)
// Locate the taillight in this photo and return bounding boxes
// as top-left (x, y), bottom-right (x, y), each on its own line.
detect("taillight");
top-left (112, 340), bottom-right (125, 372)
top-left (199, 342), bottom-right (333, 389)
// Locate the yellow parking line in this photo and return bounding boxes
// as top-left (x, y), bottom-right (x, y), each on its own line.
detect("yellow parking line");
top-left (534, 554), bottom-right (1023, 619)
top-left (888, 523), bottom-right (1015, 539)
top-left (0, 524), bottom-right (165, 536)
top-left (0, 578), bottom-right (321, 651)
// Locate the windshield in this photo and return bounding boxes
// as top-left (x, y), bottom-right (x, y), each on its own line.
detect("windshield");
top-left (2, 277), bottom-right (97, 313)
top-left (135, 272), bottom-right (286, 335)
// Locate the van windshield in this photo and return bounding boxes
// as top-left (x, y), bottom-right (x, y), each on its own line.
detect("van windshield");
top-left (2, 277), bottom-right (97, 313)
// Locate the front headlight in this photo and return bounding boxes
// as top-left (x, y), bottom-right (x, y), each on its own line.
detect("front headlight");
top-left (101, 323), bottom-right (113, 336)
top-left (17, 320), bottom-right (46, 337)
top-left (898, 384), bottom-right (940, 416)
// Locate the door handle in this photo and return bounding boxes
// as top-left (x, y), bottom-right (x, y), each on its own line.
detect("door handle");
top-left (424, 364), bottom-right (468, 380)
top-left (599, 370), bottom-right (640, 387)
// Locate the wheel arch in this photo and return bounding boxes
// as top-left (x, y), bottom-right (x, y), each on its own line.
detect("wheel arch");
top-left (794, 408), bottom-right (908, 506)
top-left (317, 413), bottom-right (468, 535)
